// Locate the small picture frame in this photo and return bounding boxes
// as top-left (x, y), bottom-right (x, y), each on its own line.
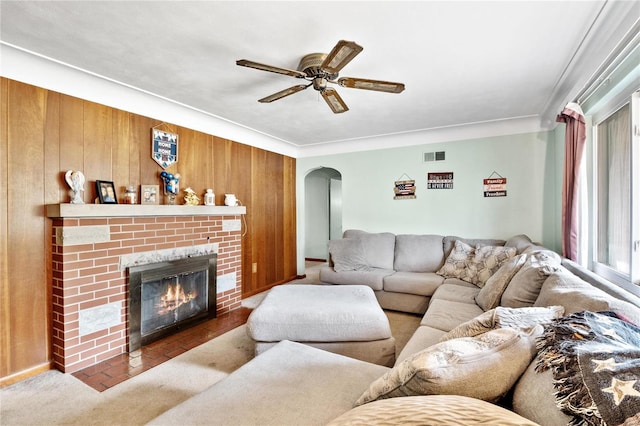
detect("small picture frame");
top-left (141, 184), bottom-right (160, 205)
top-left (96, 180), bottom-right (118, 204)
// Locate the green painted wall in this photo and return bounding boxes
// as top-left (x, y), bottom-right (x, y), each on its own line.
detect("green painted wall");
top-left (297, 130), bottom-right (563, 272)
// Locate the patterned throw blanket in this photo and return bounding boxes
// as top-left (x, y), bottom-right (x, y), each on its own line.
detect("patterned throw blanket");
top-left (535, 311), bottom-right (640, 426)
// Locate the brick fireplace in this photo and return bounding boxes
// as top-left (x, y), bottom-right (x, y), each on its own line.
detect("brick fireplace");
top-left (47, 204), bottom-right (246, 373)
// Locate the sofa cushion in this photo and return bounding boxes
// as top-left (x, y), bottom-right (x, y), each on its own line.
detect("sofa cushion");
top-left (500, 251), bottom-right (561, 308)
top-left (354, 328), bottom-right (539, 405)
top-left (512, 362), bottom-right (574, 426)
top-left (328, 238), bottom-right (370, 272)
top-left (504, 234), bottom-right (534, 254)
top-left (436, 239), bottom-right (475, 280)
top-left (437, 240), bottom-right (515, 286)
top-left (344, 230), bottom-right (396, 270)
top-left (420, 299), bottom-right (484, 331)
top-left (439, 305), bottom-right (565, 342)
top-left (383, 272), bottom-right (443, 297)
top-left (148, 340), bottom-right (390, 426)
top-left (430, 283), bottom-right (480, 305)
top-left (534, 268), bottom-right (640, 325)
top-left (395, 326), bottom-right (446, 365)
top-left (329, 395), bottom-right (540, 426)
top-left (393, 234), bottom-right (444, 272)
top-left (465, 244), bottom-right (517, 287)
top-left (319, 266), bottom-right (394, 291)
top-left (475, 253), bottom-right (527, 310)
top-left (443, 235), bottom-right (506, 257)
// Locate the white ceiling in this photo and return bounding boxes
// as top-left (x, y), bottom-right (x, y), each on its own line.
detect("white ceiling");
top-left (1, 1), bottom-right (638, 155)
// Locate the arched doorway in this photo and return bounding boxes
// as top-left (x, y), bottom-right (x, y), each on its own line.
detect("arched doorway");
top-left (304, 167), bottom-right (342, 261)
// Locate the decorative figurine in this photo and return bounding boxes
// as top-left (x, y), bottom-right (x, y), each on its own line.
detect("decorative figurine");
top-left (65, 170), bottom-right (85, 204)
top-left (183, 188), bottom-right (200, 206)
top-left (204, 188), bottom-right (215, 206)
top-left (159, 171), bottom-right (181, 205)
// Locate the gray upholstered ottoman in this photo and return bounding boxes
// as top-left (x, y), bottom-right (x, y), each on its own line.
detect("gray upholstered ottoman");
top-left (246, 284), bottom-right (396, 366)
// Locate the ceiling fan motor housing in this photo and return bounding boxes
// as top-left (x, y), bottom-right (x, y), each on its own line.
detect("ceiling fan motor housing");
top-left (298, 53), bottom-right (338, 80)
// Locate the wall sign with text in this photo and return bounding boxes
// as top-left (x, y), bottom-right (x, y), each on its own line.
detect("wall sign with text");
top-left (484, 177), bottom-right (507, 197)
top-left (152, 128), bottom-right (179, 169)
top-left (427, 172), bottom-right (454, 189)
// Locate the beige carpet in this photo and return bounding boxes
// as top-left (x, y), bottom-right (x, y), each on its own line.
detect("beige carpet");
top-left (1, 309), bottom-right (420, 426)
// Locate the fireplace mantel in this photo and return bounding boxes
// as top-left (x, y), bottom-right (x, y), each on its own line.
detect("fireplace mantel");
top-left (47, 203), bottom-right (246, 218)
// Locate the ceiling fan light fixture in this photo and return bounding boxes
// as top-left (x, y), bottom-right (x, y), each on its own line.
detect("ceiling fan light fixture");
top-left (321, 88), bottom-right (349, 114)
top-left (321, 40), bottom-right (363, 74)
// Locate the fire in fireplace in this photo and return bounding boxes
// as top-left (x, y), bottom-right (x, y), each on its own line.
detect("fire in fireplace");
top-left (128, 254), bottom-right (217, 351)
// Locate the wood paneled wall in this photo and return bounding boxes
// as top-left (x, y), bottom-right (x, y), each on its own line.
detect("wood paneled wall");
top-left (0, 78), bottom-right (297, 383)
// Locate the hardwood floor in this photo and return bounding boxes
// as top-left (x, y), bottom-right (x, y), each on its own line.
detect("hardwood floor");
top-left (72, 308), bottom-right (252, 391)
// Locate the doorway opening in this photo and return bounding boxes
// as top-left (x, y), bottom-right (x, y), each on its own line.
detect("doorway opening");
top-left (304, 167), bottom-right (342, 262)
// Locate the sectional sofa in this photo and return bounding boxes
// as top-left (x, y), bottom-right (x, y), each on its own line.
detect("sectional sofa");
top-left (149, 230), bottom-right (640, 426)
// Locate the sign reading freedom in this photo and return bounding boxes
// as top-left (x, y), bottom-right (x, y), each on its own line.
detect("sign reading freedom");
top-left (484, 177), bottom-right (507, 197)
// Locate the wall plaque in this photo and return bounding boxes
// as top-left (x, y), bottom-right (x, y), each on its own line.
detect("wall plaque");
top-left (152, 128), bottom-right (178, 169)
top-left (427, 172), bottom-right (454, 189)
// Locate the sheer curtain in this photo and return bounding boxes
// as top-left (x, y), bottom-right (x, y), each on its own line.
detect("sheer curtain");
top-left (596, 104), bottom-right (630, 274)
top-left (556, 102), bottom-right (586, 261)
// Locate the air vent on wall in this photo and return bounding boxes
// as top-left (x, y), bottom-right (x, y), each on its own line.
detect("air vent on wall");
top-left (423, 151), bottom-right (446, 162)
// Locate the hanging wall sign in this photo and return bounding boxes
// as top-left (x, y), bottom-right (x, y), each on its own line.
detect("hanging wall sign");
top-left (484, 172), bottom-right (507, 197)
top-left (427, 172), bottom-right (454, 189)
top-left (152, 128), bottom-right (178, 169)
top-left (394, 179), bottom-right (416, 199)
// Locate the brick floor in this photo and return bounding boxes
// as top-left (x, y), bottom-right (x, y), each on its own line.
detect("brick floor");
top-left (72, 307), bottom-right (252, 391)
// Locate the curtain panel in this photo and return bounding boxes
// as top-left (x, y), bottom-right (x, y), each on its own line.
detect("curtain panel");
top-left (556, 102), bottom-right (586, 261)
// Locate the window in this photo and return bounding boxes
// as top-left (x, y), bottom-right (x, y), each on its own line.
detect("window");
top-left (591, 92), bottom-right (639, 288)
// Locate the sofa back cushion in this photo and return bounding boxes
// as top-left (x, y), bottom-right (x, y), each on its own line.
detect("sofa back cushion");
top-left (534, 268), bottom-right (640, 325)
top-left (393, 234), bottom-right (444, 272)
top-left (443, 236), bottom-right (506, 258)
top-left (344, 230), bottom-right (396, 270)
top-left (500, 251), bottom-right (561, 308)
top-left (328, 239), bottom-right (370, 272)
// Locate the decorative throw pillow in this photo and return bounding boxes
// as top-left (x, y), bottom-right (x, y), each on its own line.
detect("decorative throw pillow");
top-left (328, 239), bottom-right (370, 272)
top-left (329, 395), bottom-right (540, 426)
top-left (501, 251), bottom-right (561, 308)
top-left (465, 245), bottom-right (517, 287)
top-left (355, 328), bottom-right (539, 406)
top-left (439, 305), bottom-right (565, 342)
top-left (475, 253), bottom-right (527, 310)
top-left (436, 240), bottom-right (475, 280)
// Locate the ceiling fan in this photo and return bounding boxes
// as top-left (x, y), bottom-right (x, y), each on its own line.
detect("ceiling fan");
top-left (236, 40), bottom-right (405, 114)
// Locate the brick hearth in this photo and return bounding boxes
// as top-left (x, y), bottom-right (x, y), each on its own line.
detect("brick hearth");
top-left (48, 209), bottom-right (245, 373)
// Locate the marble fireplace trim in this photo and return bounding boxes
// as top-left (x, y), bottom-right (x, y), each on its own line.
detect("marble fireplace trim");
top-left (118, 243), bottom-right (219, 271)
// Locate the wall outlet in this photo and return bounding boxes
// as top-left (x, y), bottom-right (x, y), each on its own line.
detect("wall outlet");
top-left (252, 262), bottom-right (257, 273)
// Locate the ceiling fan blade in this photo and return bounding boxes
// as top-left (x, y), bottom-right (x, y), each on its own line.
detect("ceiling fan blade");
top-left (321, 88), bottom-right (349, 114)
top-left (258, 84), bottom-right (309, 103)
top-left (320, 40), bottom-right (363, 74)
top-left (338, 77), bottom-right (405, 93)
top-left (236, 59), bottom-right (307, 78)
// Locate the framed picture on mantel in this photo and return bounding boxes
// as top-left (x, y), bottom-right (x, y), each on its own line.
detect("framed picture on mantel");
top-left (141, 185), bottom-right (159, 205)
top-left (96, 180), bottom-right (118, 204)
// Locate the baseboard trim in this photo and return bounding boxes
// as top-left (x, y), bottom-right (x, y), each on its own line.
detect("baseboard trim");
top-left (1, 362), bottom-right (52, 388)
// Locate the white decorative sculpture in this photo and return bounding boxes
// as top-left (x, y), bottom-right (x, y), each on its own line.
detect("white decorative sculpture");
top-left (65, 170), bottom-right (85, 204)
top-left (224, 194), bottom-right (238, 206)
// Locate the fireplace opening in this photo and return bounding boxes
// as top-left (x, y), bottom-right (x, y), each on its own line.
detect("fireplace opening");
top-left (128, 254), bottom-right (217, 351)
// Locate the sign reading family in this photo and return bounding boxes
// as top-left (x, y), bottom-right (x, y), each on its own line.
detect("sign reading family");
top-left (427, 172), bottom-right (454, 189)
top-left (483, 177), bottom-right (507, 197)
top-left (152, 128), bottom-right (178, 169)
